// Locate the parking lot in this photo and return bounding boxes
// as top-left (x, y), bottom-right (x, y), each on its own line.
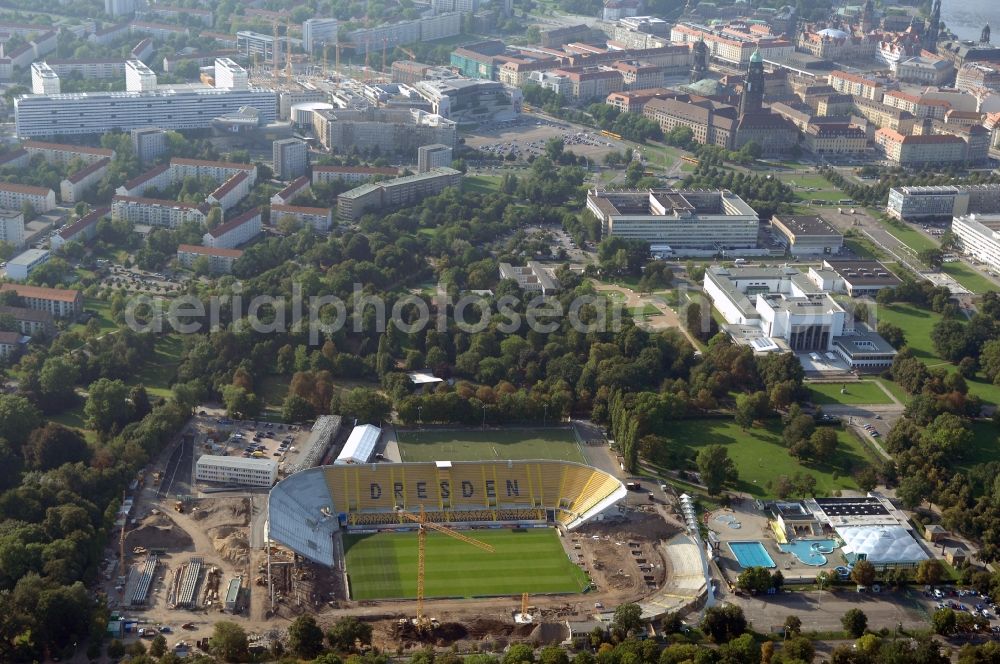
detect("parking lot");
top-left (464, 114), bottom-right (626, 162)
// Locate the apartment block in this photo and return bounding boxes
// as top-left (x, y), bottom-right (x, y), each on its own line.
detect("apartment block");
top-left (45, 58), bottom-right (127, 80)
top-left (23, 140), bottom-right (115, 166)
top-left (270, 204), bottom-right (333, 233)
top-left (270, 176), bottom-right (310, 206)
top-left (176, 244), bottom-right (242, 274)
top-left (60, 157), bottom-right (111, 203)
top-left (0, 183), bottom-right (56, 212)
top-left (829, 71), bottom-right (884, 102)
top-left (205, 172), bottom-right (251, 211)
top-left (312, 165), bottom-right (399, 186)
top-left (170, 158), bottom-right (257, 187)
top-left (0, 305), bottom-right (54, 336)
top-left (51, 207), bottom-right (109, 249)
top-left (272, 138), bottom-right (308, 180)
top-left (31, 62), bottom-right (60, 95)
top-left (111, 196), bottom-right (207, 228)
top-left (0, 283), bottom-right (82, 318)
top-left (203, 207), bottom-right (262, 249)
top-left (131, 127), bottom-right (167, 164)
top-left (117, 163), bottom-right (171, 197)
top-left (417, 144), bottom-right (453, 173)
top-left (338, 168), bottom-right (462, 221)
top-left (874, 128), bottom-right (967, 166)
top-left (0, 210), bottom-right (25, 249)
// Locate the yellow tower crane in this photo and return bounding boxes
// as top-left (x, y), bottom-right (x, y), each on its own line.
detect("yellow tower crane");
top-left (395, 506), bottom-right (495, 625)
top-left (272, 20), bottom-right (280, 78)
top-left (285, 18), bottom-right (294, 80)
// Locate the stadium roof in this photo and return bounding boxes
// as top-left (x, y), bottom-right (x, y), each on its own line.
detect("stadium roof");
top-left (335, 424), bottom-right (381, 465)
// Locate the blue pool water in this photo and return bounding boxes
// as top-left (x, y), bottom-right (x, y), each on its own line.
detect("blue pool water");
top-left (728, 541), bottom-right (776, 569)
top-left (779, 539), bottom-right (838, 566)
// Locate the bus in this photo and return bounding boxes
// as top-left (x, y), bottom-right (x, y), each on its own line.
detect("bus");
top-left (681, 155), bottom-right (699, 165)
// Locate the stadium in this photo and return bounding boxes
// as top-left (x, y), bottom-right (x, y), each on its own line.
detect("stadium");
top-left (266, 459), bottom-right (627, 600)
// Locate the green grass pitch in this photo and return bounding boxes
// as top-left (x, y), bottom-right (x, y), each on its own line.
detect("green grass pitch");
top-left (396, 428), bottom-right (586, 463)
top-left (343, 529), bottom-right (590, 599)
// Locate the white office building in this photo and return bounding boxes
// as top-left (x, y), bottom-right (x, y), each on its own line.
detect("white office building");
top-left (31, 62), bottom-right (60, 95)
top-left (6, 248), bottom-right (51, 281)
top-left (302, 18), bottom-right (338, 52)
top-left (214, 57), bottom-right (248, 91)
top-left (586, 188), bottom-right (759, 252)
top-left (125, 59), bottom-right (157, 92)
top-left (196, 455), bottom-right (278, 487)
top-left (952, 213), bottom-right (1000, 274)
top-left (15, 86), bottom-right (277, 138)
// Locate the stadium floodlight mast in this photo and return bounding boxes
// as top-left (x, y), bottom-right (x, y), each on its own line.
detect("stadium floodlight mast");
top-left (394, 505), bottom-right (495, 626)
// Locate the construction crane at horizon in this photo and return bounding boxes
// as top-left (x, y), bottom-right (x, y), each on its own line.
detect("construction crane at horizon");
top-left (395, 506), bottom-right (495, 625)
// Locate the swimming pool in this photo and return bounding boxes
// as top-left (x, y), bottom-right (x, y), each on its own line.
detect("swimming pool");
top-left (728, 541), bottom-right (776, 569)
top-left (779, 539), bottom-right (838, 566)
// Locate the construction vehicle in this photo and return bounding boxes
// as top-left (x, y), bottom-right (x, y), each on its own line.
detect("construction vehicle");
top-left (174, 501), bottom-right (184, 513)
top-left (395, 506), bottom-right (495, 626)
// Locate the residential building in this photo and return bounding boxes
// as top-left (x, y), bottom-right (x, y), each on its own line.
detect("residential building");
top-left (0, 183), bottom-right (56, 212)
top-left (145, 4), bottom-right (212, 27)
top-left (205, 172), bottom-right (251, 211)
top-left (540, 24), bottom-right (593, 48)
top-left (270, 204), bottom-right (333, 233)
top-left (0, 283), bottom-right (82, 317)
top-left (874, 128), bottom-right (967, 166)
top-left (829, 71), bottom-right (884, 102)
top-left (50, 207), bottom-right (109, 250)
top-left (302, 18), bottom-right (338, 52)
top-left (952, 214), bottom-right (1000, 274)
top-left (0, 210), bottom-right (24, 249)
top-left (585, 188), bottom-right (759, 251)
top-left (312, 165), bottom-right (399, 185)
top-left (887, 184), bottom-right (1000, 221)
top-left (89, 22), bottom-right (130, 46)
top-left (771, 215), bottom-right (844, 255)
top-left (417, 144), bottom-right (453, 173)
top-left (125, 58), bottom-right (157, 92)
top-left (111, 196), bottom-right (207, 228)
top-left (60, 157), bottom-right (111, 203)
top-left (162, 50), bottom-right (241, 73)
top-left (176, 244), bottom-right (243, 274)
top-left (170, 158), bottom-right (257, 186)
top-left (270, 176), bottom-right (310, 206)
top-left (130, 21), bottom-right (189, 41)
top-left (131, 127), bottom-right (167, 164)
top-left (195, 455), bottom-right (277, 487)
top-left (6, 248), bottom-right (51, 281)
top-left (853, 97), bottom-right (916, 134)
top-left (0, 305), bottom-right (54, 336)
top-left (0, 331), bottom-right (24, 361)
top-left (0, 150), bottom-right (29, 171)
top-left (549, 66), bottom-right (624, 101)
top-left (131, 38), bottom-right (154, 63)
top-left (117, 164), bottom-right (171, 197)
top-left (23, 141), bottom-right (114, 166)
top-left (46, 58), bottom-right (127, 80)
top-left (882, 91), bottom-right (950, 120)
top-left (313, 108), bottom-right (456, 156)
top-left (203, 207), bottom-right (262, 249)
top-left (343, 13), bottom-right (460, 49)
top-left (31, 62), bottom-right (59, 95)
top-left (105, 0), bottom-right (138, 17)
top-left (14, 85), bottom-right (277, 138)
top-left (338, 168), bottom-right (462, 221)
top-left (957, 62), bottom-right (1000, 94)
top-left (498, 261), bottom-right (560, 295)
top-left (272, 138), bottom-right (308, 180)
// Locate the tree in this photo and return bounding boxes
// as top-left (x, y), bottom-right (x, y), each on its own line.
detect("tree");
top-left (736, 566), bottom-right (772, 594)
top-left (696, 444), bottom-right (738, 495)
top-left (288, 615), bottom-right (325, 659)
top-left (612, 602), bottom-right (643, 637)
top-left (783, 615), bottom-right (802, 637)
top-left (0, 394), bottom-right (41, 446)
top-left (781, 636), bottom-right (815, 663)
top-left (22, 423), bottom-right (91, 471)
top-left (877, 321), bottom-right (906, 349)
top-left (282, 393), bottom-right (315, 423)
top-left (808, 427), bottom-right (838, 462)
top-left (841, 608), bottom-right (868, 638)
top-left (37, 356), bottom-right (79, 407)
top-left (850, 560), bottom-right (877, 588)
top-left (221, 385), bottom-right (261, 420)
top-left (932, 607), bottom-right (957, 636)
top-left (503, 644), bottom-right (535, 664)
top-left (915, 559), bottom-right (944, 586)
top-left (700, 604), bottom-right (747, 643)
top-left (210, 621), bottom-right (248, 662)
top-left (84, 378), bottom-right (131, 435)
top-left (896, 475), bottom-right (932, 509)
top-left (150, 635), bottom-right (167, 658)
top-left (330, 387), bottom-right (391, 424)
top-left (919, 247), bottom-right (944, 268)
top-left (538, 645), bottom-right (569, 664)
top-left (326, 616), bottom-right (372, 652)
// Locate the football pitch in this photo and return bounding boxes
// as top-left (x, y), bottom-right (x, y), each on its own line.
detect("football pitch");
top-left (395, 428), bottom-right (586, 463)
top-left (343, 529), bottom-right (590, 599)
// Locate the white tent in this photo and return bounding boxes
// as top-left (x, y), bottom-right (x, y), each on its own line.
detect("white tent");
top-left (335, 424), bottom-right (381, 465)
top-left (837, 525), bottom-right (929, 567)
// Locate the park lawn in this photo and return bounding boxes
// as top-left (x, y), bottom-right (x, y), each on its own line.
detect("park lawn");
top-left (71, 297), bottom-right (117, 337)
top-left (876, 303), bottom-right (944, 364)
top-left (806, 381), bottom-right (894, 406)
top-left (344, 528), bottom-right (589, 599)
top-left (667, 418), bottom-right (875, 498)
top-left (881, 220), bottom-right (938, 255)
top-left (875, 378), bottom-right (911, 405)
top-left (941, 261), bottom-right (997, 296)
top-left (130, 334), bottom-right (183, 398)
top-left (258, 375), bottom-right (290, 413)
top-left (843, 236), bottom-right (884, 260)
top-left (957, 420), bottom-right (1000, 470)
top-left (396, 428), bottom-right (585, 463)
top-left (463, 175), bottom-right (502, 195)
top-left (48, 404), bottom-right (98, 444)
top-left (965, 377), bottom-right (1000, 408)
top-left (629, 303), bottom-right (661, 318)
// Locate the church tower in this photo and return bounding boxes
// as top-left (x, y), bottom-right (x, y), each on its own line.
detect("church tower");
top-left (983, 24), bottom-right (992, 44)
top-left (924, 0), bottom-right (941, 52)
top-left (690, 38), bottom-right (708, 83)
top-left (861, 0), bottom-right (875, 32)
top-left (740, 49), bottom-right (764, 116)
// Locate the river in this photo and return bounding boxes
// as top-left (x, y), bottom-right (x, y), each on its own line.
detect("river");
top-left (939, 0), bottom-right (1000, 42)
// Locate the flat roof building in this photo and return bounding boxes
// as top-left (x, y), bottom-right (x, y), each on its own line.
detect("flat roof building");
top-left (770, 215), bottom-right (844, 256)
top-left (819, 260), bottom-right (902, 297)
top-left (6, 248), bottom-right (50, 282)
top-left (196, 455), bottom-right (278, 488)
top-left (586, 188), bottom-right (759, 251)
top-left (498, 261), bottom-right (561, 295)
top-left (338, 168), bottom-right (462, 221)
top-left (887, 184), bottom-right (1000, 221)
top-left (952, 213), bottom-right (1000, 275)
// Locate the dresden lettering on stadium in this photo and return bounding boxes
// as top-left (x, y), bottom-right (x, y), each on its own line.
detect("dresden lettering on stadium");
top-left (367, 479), bottom-right (520, 502)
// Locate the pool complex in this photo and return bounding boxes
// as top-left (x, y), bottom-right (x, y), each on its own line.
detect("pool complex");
top-left (778, 539), bottom-right (838, 566)
top-left (728, 541), bottom-right (776, 569)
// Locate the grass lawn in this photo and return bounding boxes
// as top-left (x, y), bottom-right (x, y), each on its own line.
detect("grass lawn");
top-left (629, 303), bottom-right (661, 317)
top-left (843, 235), bottom-right (884, 260)
top-left (880, 220), bottom-right (938, 255)
top-left (806, 381), bottom-right (894, 405)
top-left (666, 419), bottom-right (875, 498)
top-left (396, 428), bottom-right (585, 463)
top-left (960, 420), bottom-right (1000, 469)
top-left (941, 261), bottom-right (997, 296)
top-left (71, 298), bottom-right (117, 336)
top-left (876, 303), bottom-right (944, 364)
top-left (48, 403), bottom-right (98, 444)
top-left (463, 175), bottom-right (502, 195)
top-left (258, 375), bottom-right (289, 414)
top-left (132, 334), bottom-right (183, 398)
top-left (875, 378), bottom-right (911, 405)
top-left (344, 528), bottom-right (589, 599)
